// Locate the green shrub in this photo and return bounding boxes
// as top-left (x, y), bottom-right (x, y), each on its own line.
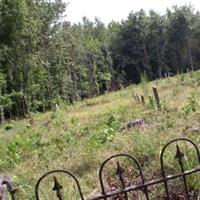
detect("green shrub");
top-left (182, 93), bottom-right (198, 114)
top-left (179, 73), bottom-right (186, 82)
top-left (4, 123), bottom-right (14, 130)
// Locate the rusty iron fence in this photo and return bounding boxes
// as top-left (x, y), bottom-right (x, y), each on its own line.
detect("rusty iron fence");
top-left (4, 138), bottom-right (200, 200)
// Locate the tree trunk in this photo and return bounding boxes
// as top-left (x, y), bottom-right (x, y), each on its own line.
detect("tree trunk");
top-left (188, 39), bottom-right (194, 71)
top-left (0, 106), bottom-right (5, 123)
top-left (143, 41), bottom-right (151, 74)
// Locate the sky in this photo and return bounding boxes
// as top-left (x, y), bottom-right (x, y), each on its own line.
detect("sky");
top-left (65, 0), bottom-right (200, 24)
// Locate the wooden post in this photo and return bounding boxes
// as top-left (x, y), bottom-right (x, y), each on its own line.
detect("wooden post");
top-left (141, 94), bottom-right (145, 106)
top-left (152, 86), bottom-right (160, 110)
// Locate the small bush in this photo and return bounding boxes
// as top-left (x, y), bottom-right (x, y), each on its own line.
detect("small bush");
top-left (148, 95), bottom-right (155, 109)
top-left (182, 93), bottom-right (198, 114)
top-left (179, 73), bottom-right (186, 82)
top-left (87, 125), bottom-right (115, 148)
top-left (4, 123), bottom-right (14, 130)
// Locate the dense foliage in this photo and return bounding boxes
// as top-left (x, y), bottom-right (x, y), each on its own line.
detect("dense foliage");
top-left (1, 0), bottom-right (200, 120)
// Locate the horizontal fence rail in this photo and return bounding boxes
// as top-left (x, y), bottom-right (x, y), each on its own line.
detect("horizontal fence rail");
top-left (4, 138), bottom-right (200, 200)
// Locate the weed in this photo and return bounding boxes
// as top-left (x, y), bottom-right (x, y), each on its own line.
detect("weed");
top-left (179, 73), bottom-right (186, 82)
top-left (148, 95), bottom-right (155, 108)
top-left (182, 93), bottom-right (198, 114)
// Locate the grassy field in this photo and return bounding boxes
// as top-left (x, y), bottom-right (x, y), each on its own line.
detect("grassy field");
top-left (0, 71), bottom-right (200, 199)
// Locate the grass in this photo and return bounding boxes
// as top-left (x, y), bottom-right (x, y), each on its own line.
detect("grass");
top-left (0, 71), bottom-right (200, 199)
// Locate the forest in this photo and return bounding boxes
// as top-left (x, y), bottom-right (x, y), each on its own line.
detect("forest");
top-left (1, 0), bottom-right (200, 120)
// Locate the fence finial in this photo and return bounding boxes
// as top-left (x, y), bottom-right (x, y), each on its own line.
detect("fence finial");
top-left (52, 176), bottom-right (63, 200)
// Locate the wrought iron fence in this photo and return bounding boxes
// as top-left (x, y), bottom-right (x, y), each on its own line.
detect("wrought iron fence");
top-left (4, 138), bottom-right (200, 200)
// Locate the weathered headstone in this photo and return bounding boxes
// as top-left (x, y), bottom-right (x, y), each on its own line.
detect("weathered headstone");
top-left (141, 94), bottom-right (145, 106)
top-left (152, 86), bottom-right (160, 110)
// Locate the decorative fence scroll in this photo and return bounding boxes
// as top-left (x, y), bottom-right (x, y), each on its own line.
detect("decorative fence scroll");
top-left (5, 138), bottom-right (200, 200)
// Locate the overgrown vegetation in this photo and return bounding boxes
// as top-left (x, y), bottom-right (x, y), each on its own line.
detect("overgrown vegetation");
top-left (1, 1), bottom-right (200, 119)
top-left (0, 1), bottom-right (200, 199)
top-left (0, 72), bottom-right (200, 199)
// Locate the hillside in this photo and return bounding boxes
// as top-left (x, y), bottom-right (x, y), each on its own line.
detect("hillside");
top-left (0, 72), bottom-right (200, 199)
top-left (2, 3), bottom-right (200, 122)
